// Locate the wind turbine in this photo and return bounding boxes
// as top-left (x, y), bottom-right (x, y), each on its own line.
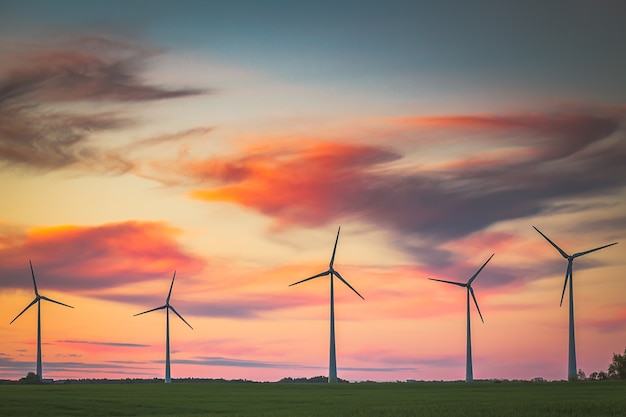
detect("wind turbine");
top-left (533, 226), bottom-right (618, 381)
top-left (428, 253), bottom-right (493, 382)
top-left (10, 260), bottom-right (74, 381)
top-left (134, 271), bottom-right (193, 383)
top-left (289, 226), bottom-right (364, 383)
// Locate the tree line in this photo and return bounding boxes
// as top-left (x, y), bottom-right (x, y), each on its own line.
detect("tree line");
top-left (578, 347), bottom-right (626, 380)
top-left (6, 347), bottom-right (625, 384)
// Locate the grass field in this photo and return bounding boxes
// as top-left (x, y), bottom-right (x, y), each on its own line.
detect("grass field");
top-left (1, 380), bottom-right (625, 416)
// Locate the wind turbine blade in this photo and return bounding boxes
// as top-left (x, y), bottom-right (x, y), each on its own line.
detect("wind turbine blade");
top-left (469, 287), bottom-right (484, 324)
top-left (166, 271), bottom-right (176, 304)
top-left (573, 242), bottom-right (618, 258)
top-left (329, 226), bottom-right (341, 268)
top-left (133, 305), bottom-right (167, 316)
top-left (39, 295), bottom-right (74, 309)
top-left (289, 270), bottom-right (330, 286)
top-left (468, 253), bottom-right (494, 285)
top-left (169, 305), bottom-right (193, 330)
top-left (333, 270), bottom-right (365, 300)
top-left (559, 261), bottom-right (571, 307)
top-left (427, 278), bottom-right (466, 288)
top-left (533, 226), bottom-right (569, 259)
top-left (29, 260), bottom-right (39, 296)
top-left (10, 297), bottom-right (39, 324)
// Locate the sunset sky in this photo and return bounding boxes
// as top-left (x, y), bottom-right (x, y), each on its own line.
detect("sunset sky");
top-left (1, 1), bottom-right (625, 382)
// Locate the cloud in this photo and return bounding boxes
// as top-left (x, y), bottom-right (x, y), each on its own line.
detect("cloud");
top-left (187, 110), bottom-right (626, 267)
top-left (0, 35), bottom-right (209, 173)
top-left (57, 340), bottom-right (150, 348)
top-left (173, 356), bottom-right (321, 370)
top-left (100, 291), bottom-right (324, 319)
top-left (579, 309), bottom-right (626, 333)
top-left (339, 366), bottom-right (416, 373)
top-left (0, 223), bottom-right (325, 318)
top-left (122, 126), bottom-right (214, 152)
top-left (398, 112), bottom-right (619, 161)
top-left (182, 295), bottom-right (325, 319)
top-left (188, 142), bottom-right (401, 228)
top-left (0, 221), bottom-right (206, 292)
top-left (0, 35), bottom-right (206, 103)
top-left (350, 348), bottom-right (464, 369)
top-left (0, 103), bottom-right (135, 173)
top-left (0, 355), bottom-right (155, 376)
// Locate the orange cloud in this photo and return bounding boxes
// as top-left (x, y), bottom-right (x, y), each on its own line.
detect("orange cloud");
top-left (185, 109), bottom-right (624, 246)
top-left (0, 221), bottom-right (206, 292)
top-left (396, 112), bottom-right (616, 134)
top-left (190, 142), bottom-right (399, 228)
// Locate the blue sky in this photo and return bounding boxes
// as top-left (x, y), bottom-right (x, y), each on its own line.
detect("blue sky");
top-left (4, 1), bottom-right (625, 103)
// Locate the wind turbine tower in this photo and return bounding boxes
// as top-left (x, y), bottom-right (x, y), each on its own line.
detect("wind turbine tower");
top-left (533, 226), bottom-right (618, 381)
top-left (289, 227), bottom-right (364, 383)
top-left (134, 271), bottom-right (193, 383)
top-left (10, 260), bottom-right (74, 381)
top-left (428, 254), bottom-right (493, 382)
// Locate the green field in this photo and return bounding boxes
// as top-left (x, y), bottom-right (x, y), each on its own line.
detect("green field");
top-left (1, 380), bottom-right (625, 416)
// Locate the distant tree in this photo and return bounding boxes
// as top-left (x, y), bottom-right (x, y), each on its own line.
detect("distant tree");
top-left (589, 370), bottom-right (610, 380)
top-left (18, 372), bottom-right (41, 385)
top-left (278, 376), bottom-right (348, 383)
top-left (608, 347), bottom-right (626, 379)
top-left (577, 369), bottom-right (586, 380)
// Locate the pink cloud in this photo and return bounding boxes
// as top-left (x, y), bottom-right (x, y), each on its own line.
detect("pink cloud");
top-left (0, 221), bottom-right (206, 292)
top-left (579, 308), bottom-right (626, 333)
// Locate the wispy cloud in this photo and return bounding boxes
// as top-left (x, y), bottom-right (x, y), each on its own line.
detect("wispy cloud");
top-left (0, 103), bottom-right (135, 173)
top-left (0, 35), bottom-right (210, 173)
top-left (398, 112), bottom-right (619, 161)
top-left (0, 355), bottom-right (155, 376)
top-left (189, 142), bottom-right (400, 228)
top-left (350, 349), bottom-right (464, 369)
top-left (0, 35), bottom-right (206, 103)
top-left (339, 366), bottom-right (416, 373)
top-left (187, 109), bottom-right (626, 267)
top-left (101, 292), bottom-right (319, 319)
top-left (579, 308), bottom-right (626, 333)
top-left (173, 356), bottom-right (321, 370)
top-left (122, 127), bottom-right (214, 152)
top-left (57, 340), bottom-right (150, 348)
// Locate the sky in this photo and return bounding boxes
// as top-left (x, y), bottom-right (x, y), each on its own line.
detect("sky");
top-left (1, 0), bottom-right (625, 382)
